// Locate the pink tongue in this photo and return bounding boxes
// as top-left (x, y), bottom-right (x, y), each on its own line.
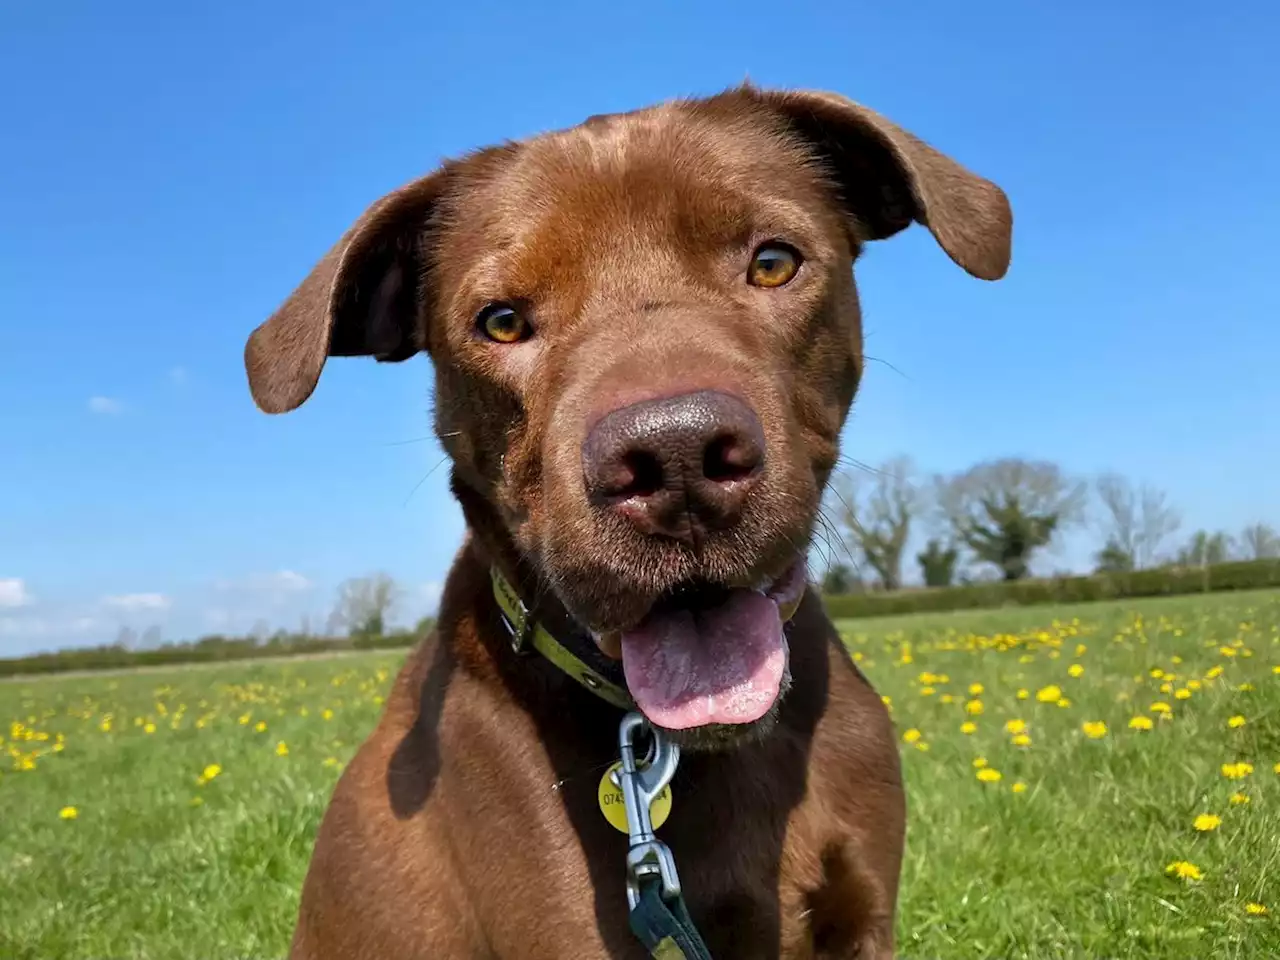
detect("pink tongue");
top-left (620, 590), bottom-right (786, 730)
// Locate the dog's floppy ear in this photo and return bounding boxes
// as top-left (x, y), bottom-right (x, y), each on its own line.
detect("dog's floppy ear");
top-left (244, 170), bottom-right (448, 414)
top-left (757, 89), bottom-right (1012, 280)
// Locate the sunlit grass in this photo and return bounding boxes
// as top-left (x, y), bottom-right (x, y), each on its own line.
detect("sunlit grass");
top-left (841, 590), bottom-right (1279, 959)
top-left (1, 590), bottom-right (1277, 959)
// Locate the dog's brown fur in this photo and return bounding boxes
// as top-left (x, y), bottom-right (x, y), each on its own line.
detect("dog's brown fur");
top-left (246, 85), bottom-right (1011, 959)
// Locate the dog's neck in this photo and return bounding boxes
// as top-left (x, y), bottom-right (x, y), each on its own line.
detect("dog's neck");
top-left (445, 469), bottom-right (631, 705)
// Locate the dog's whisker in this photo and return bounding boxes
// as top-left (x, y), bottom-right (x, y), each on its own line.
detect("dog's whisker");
top-left (402, 455), bottom-right (450, 506)
top-left (861, 354), bottom-right (910, 380)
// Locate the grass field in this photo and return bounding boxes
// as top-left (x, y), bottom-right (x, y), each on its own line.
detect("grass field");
top-left (2, 591), bottom-right (1277, 959)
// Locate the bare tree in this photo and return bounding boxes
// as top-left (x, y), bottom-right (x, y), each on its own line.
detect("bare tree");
top-left (1175, 530), bottom-right (1236, 567)
top-left (935, 458), bottom-right (1087, 581)
top-left (1094, 474), bottom-right (1181, 571)
top-left (1240, 522), bottom-right (1280, 560)
top-left (831, 457), bottom-right (918, 591)
top-left (332, 573), bottom-right (401, 638)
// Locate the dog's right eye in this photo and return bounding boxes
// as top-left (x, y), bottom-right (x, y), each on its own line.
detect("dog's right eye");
top-left (477, 303), bottom-right (532, 344)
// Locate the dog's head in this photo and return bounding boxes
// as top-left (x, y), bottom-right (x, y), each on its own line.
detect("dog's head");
top-left (246, 87), bottom-right (1011, 747)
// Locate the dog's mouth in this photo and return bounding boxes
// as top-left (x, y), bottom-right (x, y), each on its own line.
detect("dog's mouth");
top-left (592, 560), bottom-right (807, 731)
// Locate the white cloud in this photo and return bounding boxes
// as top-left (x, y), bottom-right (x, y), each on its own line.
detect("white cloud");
top-left (259, 570), bottom-right (311, 593)
top-left (0, 616), bottom-right (50, 637)
top-left (102, 593), bottom-right (170, 612)
top-left (0, 578), bottom-right (32, 608)
top-left (214, 569), bottom-right (313, 598)
top-left (88, 395), bottom-right (124, 415)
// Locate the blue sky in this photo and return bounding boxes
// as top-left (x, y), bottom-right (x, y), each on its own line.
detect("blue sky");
top-left (2, 1), bottom-right (1277, 656)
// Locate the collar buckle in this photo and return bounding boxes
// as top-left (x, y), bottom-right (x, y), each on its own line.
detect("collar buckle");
top-left (493, 573), bottom-right (535, 655)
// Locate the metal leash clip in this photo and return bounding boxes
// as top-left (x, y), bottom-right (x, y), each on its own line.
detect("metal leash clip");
top-left (617, 711), bottom-right (682, 912)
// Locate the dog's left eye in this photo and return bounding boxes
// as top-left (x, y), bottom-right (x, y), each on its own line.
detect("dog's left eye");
top-left (747, 243), bottom-right (802, 288)
top-left (477, 303), bottom-right (532, 344)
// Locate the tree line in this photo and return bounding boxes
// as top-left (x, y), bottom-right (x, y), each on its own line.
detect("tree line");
top-left (1, 573), bottom-right (434, 677)
top-left (819, 456), bottom-right (1279, 594)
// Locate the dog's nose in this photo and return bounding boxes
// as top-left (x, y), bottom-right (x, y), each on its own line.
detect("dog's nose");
top-left (582, 390), bottom-right (765, 544)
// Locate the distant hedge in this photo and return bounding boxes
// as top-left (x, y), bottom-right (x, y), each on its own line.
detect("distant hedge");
top-left (821, 559), bottom-right (1280, 619)
top-left (0, 628), bottom-right (427, 678)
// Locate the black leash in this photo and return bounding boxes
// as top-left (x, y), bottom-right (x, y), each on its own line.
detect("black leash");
top-left (615, 712), bottom-right (713, 960)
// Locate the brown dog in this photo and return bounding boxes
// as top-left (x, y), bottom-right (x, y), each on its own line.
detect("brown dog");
top-left (245, 85), bottom-right (1011, 959)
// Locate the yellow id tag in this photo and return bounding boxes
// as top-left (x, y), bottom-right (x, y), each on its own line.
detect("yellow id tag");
top-left (598, 760), bottom-right (673, 833)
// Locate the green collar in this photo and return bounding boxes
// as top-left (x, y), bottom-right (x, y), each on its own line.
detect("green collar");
top-left (490, 567), bottom-right (635, 711)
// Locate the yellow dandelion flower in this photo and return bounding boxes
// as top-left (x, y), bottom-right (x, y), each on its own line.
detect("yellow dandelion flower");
top-left (59, 806), bottom-right (78, 820)
top-left (968, 683), bottom-right (984, 696)
top-left (1151, 667), bottom-right (1166, 679)
top-left (1057, 697), bottom-right (1072, 708)
top-left (254, 720), bottom-right (267, 733)
top-left (1150, 702), bottom-right (1172, 715)
top-left (919, 686), bottom-right (936, 697)
top-left (1004, 719), bottom-right (1027, 735)
top-left (1205, 666), bottom-right (1224, 679)
top-left (1011, 781), bottom-right (1028, 794)
top-left (960, 722), bottom-right (977, 735)
top-left (1193, 813), bottom-right (1221, 832)
top-left (1221, 762), bottom-right (1254, 780)
top-left (914, 742), bottom-right (929, 752)
top-left (1230, 792), bottom-right (1250, 805)
top-left (322, 757), bottom-right (341, 769)
top-left (1174, 688), bottom-right (1191, 700)
top-left (901, 728), bottom-right (922, 744)
top-left (1011, 733), bottom-right (1032, 747)
top-left (1186, 679), bottom-right (1202, 691)
top-left (1159, 682), bottom-right (1173, 694)
top-left (1238, 683), bottom-right (1255, 692)
top-left (976, 768), bottom-right (1002, 783)
top-left (238, 714), bottom-right (251, 725)
top-left (940, 694), bottom-right (955, 705)
top-left (99, 719), bottom-right (112, 732)
top-left (1128, 715), bottom-right (1154, 731)
top-left (1165, 860), bottom-right (1202, 882)
top-left (1246, 903), bottom-right (1269, 916)
top-left (1036, 685), bottom-right (1062, 703)
top-left (1274, 762), bottom-right (1280, 775)
top-left (189, 795), bottom-right (204, 807)
top-left (1067, 664), bottom-right (1084, 678)
top-left (965, 700), bottom-right (984, 716)
top-left (1016, 688), bottom-right (1030, 700)
top-left (1075, 644), bottom-right (1087, 656)
top-left (973, 757), bottom-right (988, 768)
top-left (1228, 715), bottom-right (1246, 729)
top-left (321, 709), bottom-right (334, 721)
top-left (1273, 665), bottom-right (1280, 675)
top-left (1171, 655), bottom-right (1183, 664)
top-left (1219, 646), bottom-right (1237, 657)
top-left (275, 741), bottom-right (289, 757)
top-left (1082, 721), bottom-right (1108, 739)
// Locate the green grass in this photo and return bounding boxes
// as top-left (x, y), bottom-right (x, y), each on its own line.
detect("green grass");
top-left (837, 589), bottom-right (1280, 959)
top-left (2, 592), bottom-right (1277, 959)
